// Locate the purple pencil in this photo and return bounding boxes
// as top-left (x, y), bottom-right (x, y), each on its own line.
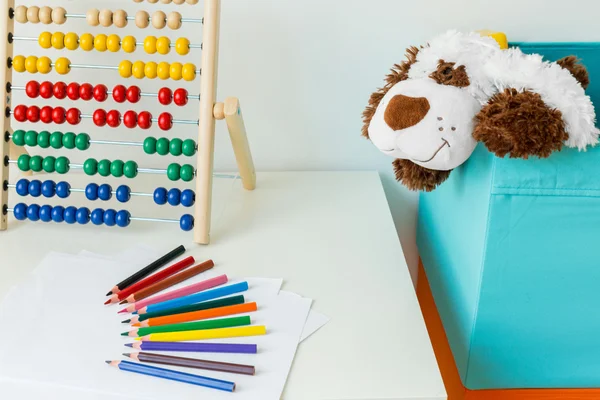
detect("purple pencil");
top-left (126, 342), bottom-right (258, 354)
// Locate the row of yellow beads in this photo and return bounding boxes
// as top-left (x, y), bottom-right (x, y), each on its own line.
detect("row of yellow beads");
top-left (118, 60), bottom-right (197, 81)
top-left (12, 56), bottom-right (70, 74)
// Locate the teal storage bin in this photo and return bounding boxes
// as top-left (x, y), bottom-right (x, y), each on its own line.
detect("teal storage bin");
top-left (417, 42), bottom-right (600, 390)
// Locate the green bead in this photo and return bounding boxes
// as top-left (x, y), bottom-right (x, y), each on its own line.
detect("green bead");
top-left (30, 155), bottom-right (43, 172)
top-left (124, 161), bottom-right (138, 179)
top-left (55, 156), bottom-right (70, 174)
top-left (12, 130), bottom-right (25, 146)
top-left (182, 139), bottom-right (196, 156)
top-left (75, 133), bottom-right (90, 151)
top-left (63, 132), bottom-right (76, 149)
top-left (50, 132), bottom-right (63, 149)
top-left (24, 130), bottom-right (38, 147)
top-left (180, 164), bottom-right (195, 182)
top-left (42, 156), bottom-right (56, 173)
top-left (37, 131), bottom-right (50, 148)
top-left (17, 154), bottom-right (30, 171)
top-left (169, 138), bottom-right (183, 156)
top-left (110, 160), bottom-right (124, 177)
top-left (83, 158), bottom-right (98, 176)
top-left (156, 138), bottom-right (170, 156)
top-left (167, 163), bottom-right (181, 181)
top-left (98, 159), bottom-right (112, 177)
top-left (143, 137), bottom-right (157, 155)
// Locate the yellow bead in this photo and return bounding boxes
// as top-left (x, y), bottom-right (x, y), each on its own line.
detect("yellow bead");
top-left (12, 55), bottom-right (25, 73)
top-left (156, 36), bottom-right (171, 55)
top-left (80, 34), bottom-right (94, 51)
top-left (38, 32), bottom-right (52, 49)
top-left (119, 60), bottom-right (133, 78)
top-left (36, 56), bottom-right (52, 74)
top-left (25, 56), bottom-right (38, 73)
top-left (144, 62), bottom-right (158, 79)
top-left (132, 61), bottom-right (146, 79)
top-left (51, 32), bottom-right (65, 50)
top-left (64, 33), bottom-right (79, 51)
top-left (107, 34), bottom-right (121, 52)
top-left (182, 63), bottom-right (197, 81)
top-left (144, 36), bottom-right (157, 54)
top-left (169, 62), bottom-right (182, 81)
top-left (157, 62), bottom-right (170, 80)
top-left (175, 37), bottom-right (190, 56)
top-left (94, 34), bottom-right (108, 52)
top-left (55, 57), bottom-right (71, 75)
top-left (122, 36), bottom-right (136, 53)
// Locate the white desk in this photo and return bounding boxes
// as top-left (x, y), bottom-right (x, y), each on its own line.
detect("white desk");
top-left (0, 171), bottom-right (445, 400)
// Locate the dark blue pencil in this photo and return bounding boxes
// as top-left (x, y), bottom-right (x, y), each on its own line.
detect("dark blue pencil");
top-left (126, 341), bottom-right (258, 354)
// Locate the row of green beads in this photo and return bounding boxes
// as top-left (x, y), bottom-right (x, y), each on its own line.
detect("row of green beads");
top-left (12, 130), bottom-right (91, 151)
top-left (143, 137), bottom-right (196, 157)
top-left (83, 159), bottom-right (139, 179)
top-left (17, 154), bottom-right (70, 174)
top-left (167, 163), bottom-right (195, 182)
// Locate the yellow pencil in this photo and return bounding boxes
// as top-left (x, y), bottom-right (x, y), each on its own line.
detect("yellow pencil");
top-left (137, 325), bottom-right (267, 342)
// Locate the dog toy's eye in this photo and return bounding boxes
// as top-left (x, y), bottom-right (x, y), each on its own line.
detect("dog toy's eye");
top-left (443, 67), bottom-right (453, 75)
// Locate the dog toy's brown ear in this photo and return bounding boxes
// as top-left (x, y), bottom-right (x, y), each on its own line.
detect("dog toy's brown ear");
top-left (557, 56), bottom-right (590, 89)
top-left (393, 159), bottom-right (452, 192)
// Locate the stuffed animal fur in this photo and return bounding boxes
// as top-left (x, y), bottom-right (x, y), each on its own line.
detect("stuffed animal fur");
top-left (362, 31), bottom-right (599, 191)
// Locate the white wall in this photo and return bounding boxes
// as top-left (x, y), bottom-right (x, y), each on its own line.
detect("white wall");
top-left (15, 0), bottom-right (600, 282)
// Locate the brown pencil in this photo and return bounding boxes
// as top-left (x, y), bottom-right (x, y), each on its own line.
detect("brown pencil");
top-left (119, 260), bottom-right (215, 305)
top-left (124, 352), bottom-right (256, 376)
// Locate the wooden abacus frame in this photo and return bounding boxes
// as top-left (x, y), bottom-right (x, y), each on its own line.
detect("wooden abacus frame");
top-left (0, 0), bottom-right (256, 245)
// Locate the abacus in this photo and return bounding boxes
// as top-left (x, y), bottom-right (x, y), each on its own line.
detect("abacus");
top-left (0, 0), bottom-right (256, 244)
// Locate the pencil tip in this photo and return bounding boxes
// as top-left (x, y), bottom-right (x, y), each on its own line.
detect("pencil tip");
top-left (118, 309), bottom-right (128, 314)
top-left (120, 332), bottom-right (128, 336)
top-left (124, 343), bottom-right (133, 348)
top-left (119, 300), bottom-right (126, 305)
top-left (122, 353), bottom-right (130, 357)
top-left (105, 361), bottom-right (111, 364)
top-left (104, 299), bottom-right (111, 305)
top-left (105, 291), bottom-right (112, 296)
top-left (121, 319), bottom-right (131, 324)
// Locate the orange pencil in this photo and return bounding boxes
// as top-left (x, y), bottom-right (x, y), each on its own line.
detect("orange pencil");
top-left (133, 302), bottom-right (258, 328)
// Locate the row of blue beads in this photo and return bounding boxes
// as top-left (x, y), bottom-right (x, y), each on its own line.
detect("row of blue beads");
top-left (13, 203), bottom-right (131, 227)
top-left (15, 179), bottom-right (71, 199)
top-left (85, 183), bottom-right (131, 203)
top-left (153, 188), bottom-right (195, 207)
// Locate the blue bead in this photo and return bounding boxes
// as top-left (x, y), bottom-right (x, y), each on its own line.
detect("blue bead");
top-left (116, 210), bottom-right (131, 228)
top-left (98, 184), bottom-right (112, 201)
top-left (51, 206), bottom-right (65, 223)
top-left (85, 183), bottom-right (99, 201)
top-left (15, 179), bottom-right (30, 196)
top-left (180, 214), bottom-right (194, 231)
top-left (167, 188), bottom-right (181, 206)
top-left (181, 190), bottom-right (195, 207)
top-left (41, 180), bottom-right (56, 198)
top-left (91, 208), bottom-right (104, 226)
top-left (76, 207), bottom-right (91, 225)
top-left (26, 204), bottom-right (40, 221)
top-left (13, 203), bottom-right (27, 221)
top-left (153, 187), bottom-right (167, 205)
top-left (64, 206), bottom-right (77, 224)
top-left (104, 209), bottom-right (117, 227)
top-left (28, 180), bottom-right (42, 198)
top-left (39, 205), bottom-right (53, 222)
top-left (116, 185), bottom-right (131, 203)
top-left (56, 182), bottom-right (71, 199)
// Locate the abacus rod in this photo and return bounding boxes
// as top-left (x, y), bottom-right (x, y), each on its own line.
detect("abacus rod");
top-left (68, 64), bottom-right (119, 70)
top-left (11, 36), bottom-right (203, 50)
top-left (89, 140), bottom-right (142, 147)
top-left (7, 185), bottom-right (163, 198)
top-left (9, 86), bottom-right (201, 100)
top-left (64, 14), bottom-right (203, 23)
top-left (5, 207), bottom-right (181, 224)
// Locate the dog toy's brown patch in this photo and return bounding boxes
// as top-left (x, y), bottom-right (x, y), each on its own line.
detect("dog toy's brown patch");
top-left (393, 159), bottom-right (452, 191)
top-left (384, 94), bottom-right (430, 131)
top-left (429, 60), bottom-right (470, 88)
top-left (557, 56), bottom-right (590, 89)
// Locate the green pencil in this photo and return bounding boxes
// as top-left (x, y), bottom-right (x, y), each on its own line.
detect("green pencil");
top-left (122, 316), bottom-right (252, 337)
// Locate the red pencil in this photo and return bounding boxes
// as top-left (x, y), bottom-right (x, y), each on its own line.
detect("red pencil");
top-left (105, 256), bottom-right (195, 305)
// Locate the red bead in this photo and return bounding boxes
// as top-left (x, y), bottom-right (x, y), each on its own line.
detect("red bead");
top-left (106, 110), bottom-right (121, 128)
top-left (173, 89), bottom-right (188, 106)
top-left (53, 82), bottom-right (67, 100)
top-left (138, 111), bottom-right (152, 130)
top-left (93, 84), bottom-right (108, 102)
top-left (93, 109), bottom-right (107, 127)
top-left (40, 106), bottom-right (53, 123)
top-left (158, 88), bottom-right (173, 106)
top-left (112, 85), bottom-right (126, 103)
top-left (26, 105), bottom-right (40, 123)
top-left (67, 83), bottom-right (80, 101)
top-left (66, 108), bottom-right (81, 125)
top-left (158, 112), bottom-right (173, 131)
top-left (79, 83), bottom-right (93, 101)
top-left (25, 81), bottom-right (39, 98)
top-left (13, 105), bottom-right (28, 122)
top-left (126, 86), bottom-right (141, 103)
top-left (39, 81), bottom-right (53, 99)
top-left (123, 110), bottom-right (138, 129)
top-left (52, 107), bottom-right (66, 124)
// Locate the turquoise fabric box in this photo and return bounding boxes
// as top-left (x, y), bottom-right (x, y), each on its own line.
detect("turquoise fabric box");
top-left (417, 42), bottom-right (600, 390)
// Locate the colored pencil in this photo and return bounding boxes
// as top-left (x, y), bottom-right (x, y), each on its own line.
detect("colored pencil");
top-left (119, 274), bottom-right (228, 314)
top-left (136, 281), bottom-right (249, 315)
top-left (122, 295), bottom-right (245, 324)
top-left (119, 260), bottom-right (215, 305)
top-left (138, 325), bottom-right (267, 342)
top-left (134, 302), bottom-right (257, 328)
top-left (125, 352), bottom-right (256, 376)
top-left (106, 360), bottom-right (235, 392)
top-left (123, 316), bottom-right (251, 337)
top-left (105, 256), bottom-right (195, 305)
top-left (105, 245), bottom-right (186, 296)
top-left (126, 342), bottom-right (258, 354)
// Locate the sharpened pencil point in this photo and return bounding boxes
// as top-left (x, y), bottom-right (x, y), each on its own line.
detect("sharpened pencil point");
top-left (119, 300), bottom-right (126, 305)
top-left (120, 332), bottom-right (129, 336)
top-left (122, 319), bottom-right (131, 324)
top-left (105, 360), bottom-right (111, 364)
top-left (105, 291), bottom-right (112, 296)
top-left (123, 353), bottom-right (131, 357)
top-left (104, 299), bottom-right (111, 305)
top-left (117, 309), bottom-right (128, 314)
top-left (125, 343), bottom-right (133, 348)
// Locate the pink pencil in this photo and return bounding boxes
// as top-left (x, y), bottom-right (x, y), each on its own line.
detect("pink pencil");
top-left (119, 274), bottom-right (229, 314)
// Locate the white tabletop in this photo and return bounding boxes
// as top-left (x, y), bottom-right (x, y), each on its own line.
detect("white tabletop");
top-left (0, 170), bottom-right (445, 400)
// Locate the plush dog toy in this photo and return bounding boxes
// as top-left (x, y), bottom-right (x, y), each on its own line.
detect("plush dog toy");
top-left (362, 30), bottom-right (599, 191)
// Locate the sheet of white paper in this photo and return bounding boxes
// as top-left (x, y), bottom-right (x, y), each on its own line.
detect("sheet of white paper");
top-left (300, 309), bottom-right (330, 342)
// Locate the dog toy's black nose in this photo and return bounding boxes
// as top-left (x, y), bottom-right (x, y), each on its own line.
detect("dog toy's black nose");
top-left (384, 94), bottom-right (430, 131)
